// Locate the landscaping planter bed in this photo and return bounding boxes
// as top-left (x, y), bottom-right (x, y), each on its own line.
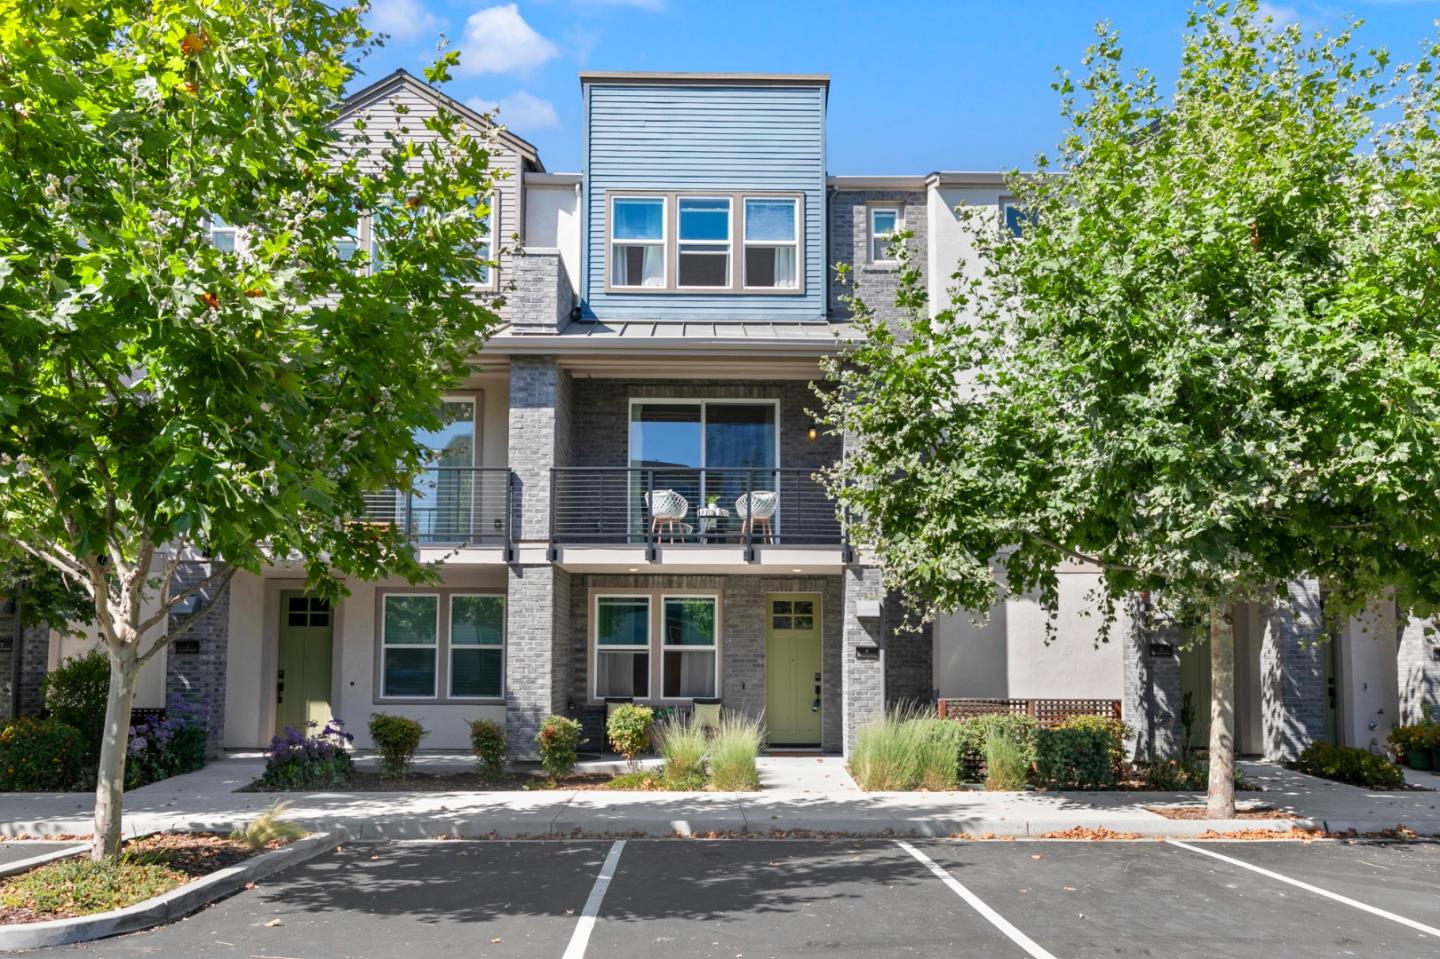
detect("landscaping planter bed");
top-left (242, 770), bottom-right (757, 792)
top-left (1146, 805), bottom-right (1290, 821)
top-left (0, 834), bottom-right (260, 924)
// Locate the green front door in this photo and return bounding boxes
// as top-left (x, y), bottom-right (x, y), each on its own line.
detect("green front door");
top-left (765, 594), bottom-right (822, 746)
top-left (276, 592), bottom-right (333, 733)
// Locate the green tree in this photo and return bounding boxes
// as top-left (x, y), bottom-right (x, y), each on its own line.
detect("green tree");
top-left (820, 1), bottom-right (1440, 817)
top-left (0, 0), bottom-right (505, 858)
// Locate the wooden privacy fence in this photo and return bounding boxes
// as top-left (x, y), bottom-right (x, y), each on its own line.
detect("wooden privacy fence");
top-left (937, 698), bottom-right (1122, 727)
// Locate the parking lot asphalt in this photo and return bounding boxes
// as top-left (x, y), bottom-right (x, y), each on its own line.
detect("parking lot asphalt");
top-left (38, 837), bottom-right (1440, 958)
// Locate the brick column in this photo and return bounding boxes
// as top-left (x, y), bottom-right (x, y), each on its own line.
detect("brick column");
top-left (883, 589), bottom-right (933, 707)
top-left (841, 565), bottom-right (885, 756)
top-left (1397, 611), bottom-right (1440, 724)
top-left (505, 564), bottom-right (570, 760)
top-left (3, 602), bottom-right (51, 718)
top-left (164, 561), bottom-right (232, 757)
top-left (507, 356), bottom-right (572, 544)
top-left (1261, 578), bottom-right (1325, 760)
top-left (1122, 598), bottom-right (1183, 760)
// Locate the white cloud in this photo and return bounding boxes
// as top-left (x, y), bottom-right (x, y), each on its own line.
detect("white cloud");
top-left (367, 0), bottom-right (442, 42)
top-left (1256, 1), bottom-right (1301, 24)
top-left (457, 4), bottom-right (559, 76)
top-left (466, 91), bottom-right (559, 131)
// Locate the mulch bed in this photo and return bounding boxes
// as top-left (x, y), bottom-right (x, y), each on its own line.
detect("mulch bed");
top-left (0, 833), bottom-right (265, 925)
top-left (1146, 805), bottom-right (1290, 820)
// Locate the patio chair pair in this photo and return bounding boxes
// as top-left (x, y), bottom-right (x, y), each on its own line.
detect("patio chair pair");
top-left (644, 489), bottom-right (778, 544)
top-left (603, 696), bottom-right (722, 735)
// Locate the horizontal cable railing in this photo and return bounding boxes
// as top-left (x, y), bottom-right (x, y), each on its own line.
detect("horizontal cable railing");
top-left (361, 467), bottom-right (512, 547)
top-left (550, 467), bottom-right (843, 548)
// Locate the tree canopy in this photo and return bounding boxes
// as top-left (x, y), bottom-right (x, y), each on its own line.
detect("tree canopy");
top-left (0, 0), bottom-right (508, 856)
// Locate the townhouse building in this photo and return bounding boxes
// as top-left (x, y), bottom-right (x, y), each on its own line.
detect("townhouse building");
top-left (4, 69), bottom-right (1437, 762)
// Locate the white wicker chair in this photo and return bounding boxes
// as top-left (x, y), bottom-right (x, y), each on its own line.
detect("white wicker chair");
top-left (735, 490), bottom-right (778, 544)
top-left (644, 488), bottom-right (691, 543)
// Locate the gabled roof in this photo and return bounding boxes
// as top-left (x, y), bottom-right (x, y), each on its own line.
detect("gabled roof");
top-left (339, 69), bottom-right (544, 170)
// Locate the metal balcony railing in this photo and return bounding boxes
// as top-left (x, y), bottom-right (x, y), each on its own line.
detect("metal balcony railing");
top-left (550, 467), bottom-right (847, 559)
top-left (362, 467), bottom-right (513, 549)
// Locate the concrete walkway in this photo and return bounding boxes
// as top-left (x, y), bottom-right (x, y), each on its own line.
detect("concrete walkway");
top-left (2, 755), bottom-right (1437, 841)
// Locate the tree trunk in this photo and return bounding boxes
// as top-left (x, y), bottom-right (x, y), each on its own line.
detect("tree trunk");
top-left (92, 654), bottom-right (137, 861)
top-left (1206, 603), bottom-right (1236, 819)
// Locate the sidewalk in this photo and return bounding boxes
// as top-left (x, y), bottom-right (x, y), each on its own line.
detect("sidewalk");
top-left (2, 755), bottom-right (1436, 841)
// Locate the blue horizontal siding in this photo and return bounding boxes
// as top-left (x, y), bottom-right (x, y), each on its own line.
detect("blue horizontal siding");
top-left (582, 83), bottom-right (827, 322)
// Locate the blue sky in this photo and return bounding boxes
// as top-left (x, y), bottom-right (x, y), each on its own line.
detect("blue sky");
top-left (356, 0), bottom-right (1440, 173)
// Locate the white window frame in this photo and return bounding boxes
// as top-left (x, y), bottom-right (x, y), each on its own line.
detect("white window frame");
top-left (998, 197), bottom-right (1027, 238)
top-left (675, 195), bottom-right (733, 290)
top-left (475, 192), bottom-right (497, 286)
top-left (741, 197), bottom-right (800, 290)
top-left (609, 195), bottom-right (668, 290)
top-left (379, 593), bottom-right (439, 700)
top-left (447, 593), bottom-right (506, 701)
top-left (593, 593), bottom-right (653, 701)
top-left (206, 214), bottom-right (239, 253)
top-left (660, 594), bottom-right (720, 700)
top-left (869, 205), bottom-right (902, 264)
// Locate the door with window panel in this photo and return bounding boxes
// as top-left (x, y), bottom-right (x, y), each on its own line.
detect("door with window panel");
top-left (412, 399), bottom-right (476, 544)
top-left (765, 595), bottom-right (821, 745)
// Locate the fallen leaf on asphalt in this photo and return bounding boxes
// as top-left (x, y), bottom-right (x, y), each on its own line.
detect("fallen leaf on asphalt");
top-left (490, 938), bottom-right (502, 944)
top-left (1030, 854), bottom-right (1042, 860)
top-left (263, 918), bottom-right (284, 928)
top-left (370, 854), bottom-right (381, 860)
top-left (243, 882), bottom-right (256, 890)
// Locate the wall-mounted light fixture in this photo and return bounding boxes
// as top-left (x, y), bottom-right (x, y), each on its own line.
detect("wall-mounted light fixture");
top-left (174, 594), bottom-right (205, 616)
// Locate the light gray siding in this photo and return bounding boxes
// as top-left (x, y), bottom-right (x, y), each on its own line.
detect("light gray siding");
top-left (582, 82), bottom-right (827, 322)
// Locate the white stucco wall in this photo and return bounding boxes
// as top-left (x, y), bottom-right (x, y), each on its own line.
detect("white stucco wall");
top-left (933, 566), bottom-right (1125, 700)
top-left (225, 564), bottom-right (512, 750)
top-left (1337, 599), bottom-right (1399, 752)
top-left (523, 180), bottom-right (580, 294)
top-left (926, 183), bottom-right (1008, 318)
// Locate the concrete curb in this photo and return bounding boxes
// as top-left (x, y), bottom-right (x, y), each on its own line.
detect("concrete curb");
top-left (0, 831), bottom-right (341, 952)
top-left (0, 844), bottom-right (91, 879)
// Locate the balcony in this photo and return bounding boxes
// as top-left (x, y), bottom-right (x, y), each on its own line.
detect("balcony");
top-left (549, 467), bottom-right (850, 568)
top-left (363, 467), bottom-right (514, 562)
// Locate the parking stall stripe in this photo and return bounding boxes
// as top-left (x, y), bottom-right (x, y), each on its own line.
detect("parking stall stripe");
top-left (1166, 839), bottom-right (1440, 939)
top-left (896, 841), bottom-right (1060, 959)
top-left (561, 840), bottom-right (627, 959)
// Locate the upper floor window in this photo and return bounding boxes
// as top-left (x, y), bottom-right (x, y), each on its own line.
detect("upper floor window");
top-left (677, 197), bottom-right (731, 289)
top-left (206, 215), bottom-right (238, 253)
top-left (604, 191), bottom-right (805, 295)
top-left (1000, 198), bottom-right (1031, 238)
top-left (611, 196), bottom-right (666, 288)
top-left (743, 199), bottom-right (798, 289)
top-left (869, 205), bottom-right (901, 263)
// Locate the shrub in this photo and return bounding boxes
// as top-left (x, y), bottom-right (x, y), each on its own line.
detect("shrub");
top-left (606, 704), bottom-right (654, 772)
top-left (537, 715), bottom-right (584, 779)
top-left (1135, 757), bottom-right (1251, 792)
top-left (368, 714), bottom-right (427, 779)
top-left (469, 719), bottom-right (507, 780)
top-left (1294, 742), bottom-right (1404, 790)
top-left (708, 713), bottom-right (763, 791)
top-left (657, 717), bottom-right (707, 788)
top-left (0, 856), bottom-right (181, 918)
top-left (849, 713), bottom-right (919, 791)
top-left (256, 720), bottom-right (355, 790)
top-left (953, 714), bottom-right (1037, 782)
top-left (231, 802), bottom-right (306, 849)
top-left (1387, 713), bottom-right (1440, 761)
top-left (0, 716), bottom-right (85, 791)
top-left (124, 694), bottom-right (210, 790)
top-left (41, 649), bottom-right (109, 760)
top-left (909, 717), bottom-right (963, 790)
top-left (1034, 717), bottom-right (1130, 790)
top-left (983, 730), bottom-right (1030, 791)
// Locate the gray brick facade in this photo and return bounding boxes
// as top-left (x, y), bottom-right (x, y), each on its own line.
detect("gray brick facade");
top-left (508, 356), bottom-right (574, 542)
top-left (1261, 579), bottom-right (1326, 761)
top-left (565, 573), bottom-right (846, 752)
top-left (883, 591), bottom-right (933, 708)
top-left (1, 603), bottom-right (51, 718)
top-left (1121, 599), bottom-right (1183, 760)
top-left (505, 563), bottom-right (571, 759)
top-left (507, 252), bottom-right (575, 335)
top-left (164, 562), bottom-right (232, 757)
top-left (841, 565), bottom-right (886, 755)
top-left (827, 189), bottom-right (929, 328)
top-left (1397, 613), bottom-right (1440, 724)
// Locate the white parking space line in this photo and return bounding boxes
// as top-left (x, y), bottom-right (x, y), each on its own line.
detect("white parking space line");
top-left (896, 841), bottom-right (1059, 959)
top-left (561, 839), bottom-right (627, 959)
top-left (1166, 840), bottom-right (1440, 939)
